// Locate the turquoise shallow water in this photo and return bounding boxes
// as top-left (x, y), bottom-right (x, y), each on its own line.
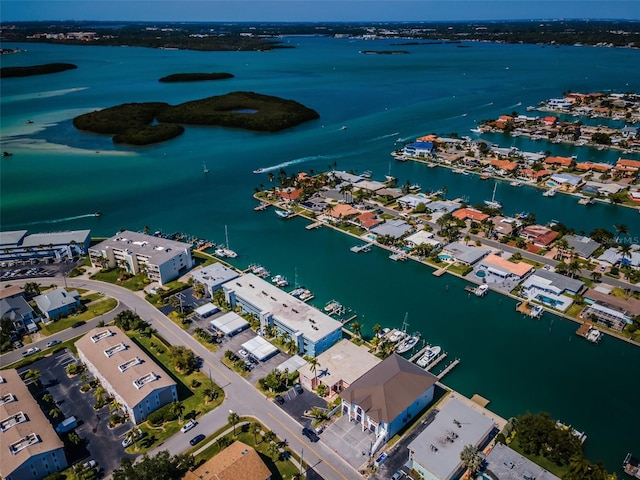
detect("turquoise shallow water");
top-left (2, 38), bottom-right (640, 470)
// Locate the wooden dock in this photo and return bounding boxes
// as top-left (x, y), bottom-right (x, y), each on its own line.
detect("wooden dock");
top-left (409, 343), bottom-right (429, 363)
top-left (433, 268), bottom-right (447, 277)
top-left (437, 358), bottom-right (460, 379)
top-left (575, 322), bottom-right (592, 338)
top-left (254, 203), bottom-right (270, 211)
top-left (426, 352), bottom-right (447, 371)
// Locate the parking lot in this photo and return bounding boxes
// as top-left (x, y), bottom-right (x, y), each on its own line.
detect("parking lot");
top-left (21, 349), bottom-right (137, 475)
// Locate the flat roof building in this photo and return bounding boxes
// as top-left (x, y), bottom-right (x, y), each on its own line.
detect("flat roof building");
top-left (241, 336), bottom-right (279, 362)
top-left (442, 242), bottom-right (491, 266)
top-left (209, 312), bottom-right (249, 336)
top-left (0, 229), bottom-right (91, 263)
top-left (89, 231), bottom-right (193, 285)
top-left (408, 398), bottom-right (495, 480)
top-left (370, 219), bottom-right (413, 239)
top-left (482, 442), bottom-right (560, 480)
top-left (190, 263), bottom-right (239, 298)
top-left (299, 340), bottom-right (381, 397)
top-left (76, 327), bottom-right (177, 424)
top-left (223, 273), bottom-right (343, 357)
top-left (0, 369), bottom-right (68, 480)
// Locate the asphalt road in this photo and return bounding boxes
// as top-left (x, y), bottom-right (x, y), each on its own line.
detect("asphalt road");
top-left (2, 277), bottom-right (360, 480)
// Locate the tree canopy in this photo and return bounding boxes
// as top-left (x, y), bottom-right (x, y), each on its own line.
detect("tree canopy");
top-left (112, 450), bottom-right (193, 480)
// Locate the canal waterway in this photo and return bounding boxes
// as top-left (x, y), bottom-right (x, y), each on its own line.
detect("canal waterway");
top-left (1, 37), bottom-right (639, 471)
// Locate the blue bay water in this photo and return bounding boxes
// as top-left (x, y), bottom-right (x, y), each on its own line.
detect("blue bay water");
top-left (1, 38), bottom-right (640, 470)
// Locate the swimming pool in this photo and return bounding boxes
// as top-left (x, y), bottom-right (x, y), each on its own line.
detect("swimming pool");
top-left (536, 294), bottom-right (562, 308)
top-left (438, 254), bottom-right (452, 261)
top-left (545, 181), bottom-right (557, 187)
top-left (475, 270), bottom-right (486, 278)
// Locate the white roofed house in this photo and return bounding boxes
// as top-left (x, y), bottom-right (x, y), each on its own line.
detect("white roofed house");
top-left (564, 234), bottom-right (601, 260)
top-left (404, 230), bottom-right (441, 250)
top-left (33, 288), bottom-right (81, 321)
top-left (520, 270), bottom-right (585, 313)
top-left (549, 173), bottom-right (584, 192)
top-left (441, 242), bottom-right (490, 266)
top-left (190, 262), bottom-right (239, 298)
top-left (89, 230), bottom-right (193, 285)
top-left (75, 327), bottom-right (177, 424)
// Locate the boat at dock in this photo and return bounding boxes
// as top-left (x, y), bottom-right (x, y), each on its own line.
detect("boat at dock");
top-left (543, 188), bottom-right (557, 197)
top-left (556, 421), bottom-right (587, 444)
top-left (466, 284), bottom-right (488, 297)
top-left (623, 453), bottom-right (640, 479)
top-left (324, 300), bottom-right (345, 315)
top-left (251, 265), bottom-right (270, 278)
top-left (271, 274), bottom-right (289, 287)
top-left (586, 326), bottom-right (603, 343)
top-left (299, 290), bottom-right (314, 301)
top-left (350, 243), bottom-right (372, 253)
top-left (578, 197), bottom-right (595, 205)
top-left (275, 208), bottom-right (293, 219)
top-left (388, 314), bottom-right (409, 343)
top-left (389, 252), bottom-right (407, 261)
top-left (215, 225), bottom-right (237, 258)
top-left (376, 327), bottom-right (391, 338)
top-left (397, 332), bottom-right (421, 354)
top-left (484, 182), bottom-right (502, 209)
top-left (254, 201), bottom-right (270, 211)
top-left (516, 300), bottom-right (544, 318)
top-left (416, 345), bottom-right (442, 368)
top-left (510, 180), bottom-right (523, 187)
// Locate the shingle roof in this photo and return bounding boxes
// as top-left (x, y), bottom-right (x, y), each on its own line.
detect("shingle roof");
top-left (340, 354), bottom-right (437, 424)
top-left (184, 441), bottom-right (271, 480)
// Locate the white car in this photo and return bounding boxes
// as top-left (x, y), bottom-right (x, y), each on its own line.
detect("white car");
top-left (180, 419), bottom-right (197, 433)
top-left (238, 349), bottom-right (249, 358)
top-left (21, 347), bottom-right (40, 357)
top-left (82, 459), bottom-right (97, 470)
top-left (122, 429), bottom-right (144, 447)
top-left (46, 339), bottom-right (61, 348)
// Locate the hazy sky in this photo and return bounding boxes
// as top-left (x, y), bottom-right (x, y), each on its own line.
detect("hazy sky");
top-left (2, 0), bottom-right (640, 22)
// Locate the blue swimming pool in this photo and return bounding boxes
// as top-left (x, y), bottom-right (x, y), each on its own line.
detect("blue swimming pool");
top-left (536, 294), bottom-right (561, 308)
top-left (438, 254), bottom-right (452, 261)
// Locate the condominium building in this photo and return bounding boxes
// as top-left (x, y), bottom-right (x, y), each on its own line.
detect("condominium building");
top-left (76, 327), bottom-right (177, 424)
top-left (222, 273), bottom-right (343, 357)
top-left (0, 369), bottom-right (68, 480)
top-left (89, 231), bottom-right (193, 285)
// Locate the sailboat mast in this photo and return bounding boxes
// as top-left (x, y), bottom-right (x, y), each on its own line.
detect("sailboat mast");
top-left (225, 225), bottom-right (230, 249)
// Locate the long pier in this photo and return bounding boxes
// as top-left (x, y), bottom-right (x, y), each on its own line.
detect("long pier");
top-left (306, 222), bottom-right (323, 230)
top-left (437, 358), bottom-right (460, 379)
top-left (426, 352), bottom-right (448, 371)
top-left (409, 343), bottom-right (429, 363)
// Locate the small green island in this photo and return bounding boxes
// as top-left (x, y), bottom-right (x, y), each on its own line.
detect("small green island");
top-left (73, 91), bottom-right (319, 145)
top-left (158, 72), bottom-right (234, 82)
top-left (0, 62), bottom-right (77, 78)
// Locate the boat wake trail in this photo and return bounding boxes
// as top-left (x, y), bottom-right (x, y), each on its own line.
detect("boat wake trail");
top-left (8, 213), bottom-right (100, 228)
top-left (505, 101), bottom-right (523, 109)
top-left (367, 131), bottom-right (400, 142)
top-left (258, 153), bottom-right (346, 173)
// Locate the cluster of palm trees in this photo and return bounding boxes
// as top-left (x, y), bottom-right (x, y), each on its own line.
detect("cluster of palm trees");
top-left (369, 324), bottom-right (401, 359)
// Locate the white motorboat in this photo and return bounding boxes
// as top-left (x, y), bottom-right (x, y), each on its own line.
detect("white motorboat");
top-left (475, 284), bottom-right (489, 297)
top-left (397, 332), bottom-right (421, 354)
top-left (388, 314), bottom-right (409, 343)
top-left (586, 326), bottom-right (602, 344)
top-left (253, 168), bottom-right (265, 174)
top-left (275, 209), bottom-right (293, 219)
top-left (543, 188), bottom-right (557, 197)
top-left (376, 327), bottom-right (391, 338)
top-left (416, 345), bottom-right (442, 368)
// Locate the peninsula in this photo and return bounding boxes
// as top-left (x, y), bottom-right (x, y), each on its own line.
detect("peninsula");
top-left (0, 62), bottom-right (77, 78)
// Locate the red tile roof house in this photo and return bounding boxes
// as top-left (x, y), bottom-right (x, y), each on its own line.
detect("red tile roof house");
top-left (489, 159), bottom-right (519, 173)
top-left (543, 156), bottom-right (573, 170)
top-left (575, 162), bottom-right (612, 173)
top-left (275, 187), bottom-right (302, 202)
top-left (452, 208), bottom-right (490, 223)
top-left (520, 168), bottom-right (551, 181)
top-left (356, 211), bottom-right (382, 230)
top-left (543, 116), bottom-right (558, 126)
top-left (519, 225), bottom-right (559, 247)
top-left (614, 158), bottom-right (640, 177)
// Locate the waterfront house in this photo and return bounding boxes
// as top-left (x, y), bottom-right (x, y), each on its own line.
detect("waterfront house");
top-left (542, 116), bottom-right (558, 126)
top-left (547, 98), bottom-right (573, 110)
top-left (275, 187), bottom-right (302, 202)
top-left (184, 441), bottom-right (271, 480)
top-left (451, 208), bottom-right (489, 223)
top-left (629, 190), bottom-right (640, 203)
top-left (298, 340), bottom-right (381, 396)
top-left (596, 247), bottom-right (640, 268)
top-left (33, 288), bottom-right (81, 321)
top-left (0, 369), bottom-right (68, 480)
top-left (488, 158), bottom-right (519, 174)
top-left (520, 168), bottom-right (551, 182)
top-left (563, 235), bottom-right (600, 259)
top-left (190, 262), bottom-right (239, 298)
top-left (520, 270), bottom-right (585, 312)
top-left (76, 327), bottom-right (178, 424)
top-left (355, 211), bottom-right (382, 231)
top-left (340, 354), bottom-right (437, 456)
top-left (426, 200), bottom-right (460, 215)
top-left (374, 188), bottom-right (403, 200)
top-left (0, 296), bottom-right (37, 333)
top-left (549, 173), bottom-right (584, 191)
top-left (371, 219), bottom-right (413, 240)
top-left (397, 194), bottom-right (431, 210)
top-left (405, 230), bottom-right (441, 250)
top-left (484, 443), bottom-right (560, 480)
top-left (490, 216), bottom-right (520, 238)
top-left (575, 161), bottom-right (612, 173)
top-left (89, 230), bottom-right (193, 286)
top-left (581, 181), bottom-right (624, 197)
top-left (581, 288), bottom-right (640, 332)
top-left (476, 253), bottom-right (533, 282)
top-left (0, 229), bottom-right (91, 263)
top-left (222, 273), bottom-right (342, 357)
top-left (403, 141), bottom-right (434, 157)
top-left (330, 171), bottom-right (364, 184)
top-left (544, 156), bottom-right (573, 170)
top-left (441, 242), bottom-right (490, 266)
top-left (326, 203), bottom-right (360, 221)
top-left (407, 398), bottom-right (495, 480)
top-left (519, 225), bottom-right (559, 248)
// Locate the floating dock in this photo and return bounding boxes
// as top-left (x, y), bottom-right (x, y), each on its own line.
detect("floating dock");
top-left (437, 358), bottom-right (460, 379)
top-left (426, 352), bottom-right (447, 371)
top-left (471, 394), bottom-right (490, 408)
top-left (389, 252), bottom-right (407, 261)
top-left (306, 222), bottom-right (323, 230)
top-left (350, 243), bottom-right (372, 253)
top-left (433, 268), bottom-right (447, 277)
top-left (254, 202), bottom-right (270, 211)
top-left (409, 343), bottom-right (429, 363)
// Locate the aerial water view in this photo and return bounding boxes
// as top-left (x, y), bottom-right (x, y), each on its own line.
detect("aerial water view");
top-left (2, 1), bottom-right (640, 480)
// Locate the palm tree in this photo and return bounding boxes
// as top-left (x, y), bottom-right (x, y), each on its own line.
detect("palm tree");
top-left (350, 321), bottom-right (362, 338)
top-left (49, 407), bottom-right (62, 419)
top-left (93, 386), bottom-right (106, 402)
top-left (250, 422), bottom-right (262, 444)
top-left (109, 399), bottom-right (121, 413)
top-left (267, 441), bottom-right (280, 461)
top-left (202, 387), bottom-right (214, 403)
top-left (372, 323), bottom-right (382, 338)
top-left (307, 357), bottom-right (320, 388)
top-left (171, 401), bottom-right (185, 422)
top-left (67, 431), bottom-right (81, 446)
top-left (263, 429), bottom-right (276, 444)
top-left (591, 271), bottom-right (602, 282)
top-left (228, 411), bottom-right (240, 437)
top-left (463, 235), bottom-right (471, 245)
top-left (567, 259), bottom-right (582, 278)
top-left (614, 223), bottom-right (629, 235)
top-left (124, 427), bottom-right (139, 450)
top-left (460, 444), bottom-right (483, 476)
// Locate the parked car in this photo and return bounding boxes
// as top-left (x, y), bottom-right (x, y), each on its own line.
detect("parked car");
top-left (238, 349), bottom-right (249, 358)
top-left (46, 339), bottom-right (61, 348)
top-left (275, 395), bottom-right (285, 405)
top-left (122, 429), bottom-right (144, 447)
top-left (189, 434), bottom-right (206, 446)
top-left (71, 321), bottom-right (85, 328)
top-left (21, 347), bottom-right (40, 357)
top-left (294, 384), bottom-right (303, 395)
top-left (82, 459), bottom-right (97, 470)
top-left (181, 419), bottom-right (197, 433)
top-left (302, 427), bottom-right (319, 443)
top-left (391, 471), bottom-right (404, 480)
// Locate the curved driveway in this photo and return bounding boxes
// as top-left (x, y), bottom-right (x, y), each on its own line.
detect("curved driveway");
top-left (1, 277), bottom-right (360, 480)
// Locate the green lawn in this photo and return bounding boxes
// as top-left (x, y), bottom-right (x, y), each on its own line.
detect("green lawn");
top-left (123, 332), bottom-right (225, 454)
top-left (90, 268), bottom-right (149, 291)
top-left (40, 298), bottom-right (118, 335)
